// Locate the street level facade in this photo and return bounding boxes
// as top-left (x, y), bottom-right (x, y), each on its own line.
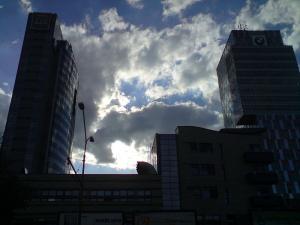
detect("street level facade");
top-left (1, 174), bottom-right (162, 225)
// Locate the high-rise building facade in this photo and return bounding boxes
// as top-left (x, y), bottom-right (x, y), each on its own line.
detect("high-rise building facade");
top-left (217, 30), bottom-right (300, 199)
top-left (0, 13), bottom-right (78, 174)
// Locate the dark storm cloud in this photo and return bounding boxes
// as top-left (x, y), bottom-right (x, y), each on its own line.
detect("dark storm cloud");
top-left (89, 102), bottom-right (222, 163)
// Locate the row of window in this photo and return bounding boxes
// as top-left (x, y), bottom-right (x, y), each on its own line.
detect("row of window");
top-left (236, 62), bottom-right (297, 69)
top-left (237, 77), bottom-right (300, 85)
top-left (31, 189), bottom-right (154, 202)
top-left (232, 47), bottom-right (293, 54)
top-left (53, 118), bottom-right (72, 139)
top-left (188, 142), bottom-right (213, 153)
top-left (56, 87), bottom-right (74, 113)
top-left (186, 142), bottom-right (263, 154)
top-left (52, 130), bottom-right (70, 151)
top-left (233, 54), bottom-right (295, 61)
top-left (49, 146), bottom-right (68, 164)
top-left (189, 164), bottom-right (215, 176)
top-left (34, 189), bottom-right (152, 197)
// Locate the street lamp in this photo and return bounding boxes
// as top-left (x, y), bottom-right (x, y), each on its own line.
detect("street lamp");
top-left (78, 102), bottom-right (94, 175)
top-left (77, 102), bottom-right (94, 225)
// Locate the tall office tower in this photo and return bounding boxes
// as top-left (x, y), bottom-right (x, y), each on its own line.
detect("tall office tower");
top-left (0, 13), bottom-right (78, 174)
top-left (217, 30), bottom-right (300, 199)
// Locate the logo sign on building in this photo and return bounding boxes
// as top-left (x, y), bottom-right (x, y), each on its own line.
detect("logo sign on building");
top-left (59, 213), bottom-right (123, 225)
top-left (252, 35), bottom-right (267, 46)
top-left (135, 212), bottom-right (196, 225)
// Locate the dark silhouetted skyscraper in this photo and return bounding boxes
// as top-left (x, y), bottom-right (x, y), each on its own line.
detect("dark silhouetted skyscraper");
top-left (0, 13), bottom-right (78, 174)
top-left (217, 30), bottom-right (300, 198)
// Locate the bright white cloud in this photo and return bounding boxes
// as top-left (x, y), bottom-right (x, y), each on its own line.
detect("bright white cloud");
top-left (162, 0), bottom-right (201, 17)
top-left (19, 0), bottom-right (32, 13)
top-left (126, 0), bottom-right (144, 9)
top-left (98, 8), bottom-right (129, 32)
top-left (235, 0), bottom-right (300, 50)
top-left (109, 140), bottom-right (148, 169)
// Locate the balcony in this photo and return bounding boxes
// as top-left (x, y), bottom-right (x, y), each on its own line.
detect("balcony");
top-left (245, 172), bottom-right (278, 185)
top-left (250, 195), bottom-right (284, 208)
top-left (244, 152), bottom-right (274, 164)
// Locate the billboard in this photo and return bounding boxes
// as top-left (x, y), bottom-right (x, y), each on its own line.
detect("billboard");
top-left (135, 211), bottom-right (196, 225)
top-left (59, 213), bottom-right (122, 225)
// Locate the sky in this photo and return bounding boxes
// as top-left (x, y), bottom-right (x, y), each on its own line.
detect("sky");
top-left (0, 0), bottom-right (300, 174)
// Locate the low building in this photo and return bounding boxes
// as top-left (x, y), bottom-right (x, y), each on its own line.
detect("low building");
top-left (1, 174), bottom-right (161, 225)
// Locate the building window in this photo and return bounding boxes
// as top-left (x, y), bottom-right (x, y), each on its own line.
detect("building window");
top-left (190, 164), bottom-right (215, 176)
top-left (190, 186), bottom-right (218, 199)
top-left (188, 142), bottom-right (213, 153)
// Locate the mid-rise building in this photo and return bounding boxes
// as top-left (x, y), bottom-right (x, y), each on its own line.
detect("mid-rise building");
top-left (0, 13), bottom-right (78, 174)
top-left (217, 30), bottom-right (300, 199)
top-left (150, 126), bottom-right (282, 224)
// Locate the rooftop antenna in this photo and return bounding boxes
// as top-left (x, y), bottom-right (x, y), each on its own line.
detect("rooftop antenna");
top-left (237, 23), bottom-right (248, 30)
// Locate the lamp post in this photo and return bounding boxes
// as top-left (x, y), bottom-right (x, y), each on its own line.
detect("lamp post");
top-left (77, 102), bottom-right (94, 225)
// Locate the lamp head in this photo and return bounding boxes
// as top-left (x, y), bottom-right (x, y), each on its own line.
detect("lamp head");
top-left (78, 102), bottom-right (85, 110)
top-left (89, 136), bottom-right (95, 142)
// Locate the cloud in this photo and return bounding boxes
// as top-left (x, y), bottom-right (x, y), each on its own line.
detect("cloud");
top-left (235, 0), bottom-right (300, 50)
top-left (61, 8), bottom-right (224, 167)
top-left (162, 0), bottom-right (201, 17)
top-left (0, 88), bottom-right (11, 135)
top-left (19, 0), bottom-right (32, 13)
top-left (98, 8), bottom-right (129, 32)
top-left (90, 102), bottom-right (222, 164)
top-left (11, 39), bottom-right (19, 45)
top-left (6, 0), bottom-right (298, 172)
top-left (0, 5), bottom-right (4, 9)
top-left (126, 0), bottom-right (144, 9)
